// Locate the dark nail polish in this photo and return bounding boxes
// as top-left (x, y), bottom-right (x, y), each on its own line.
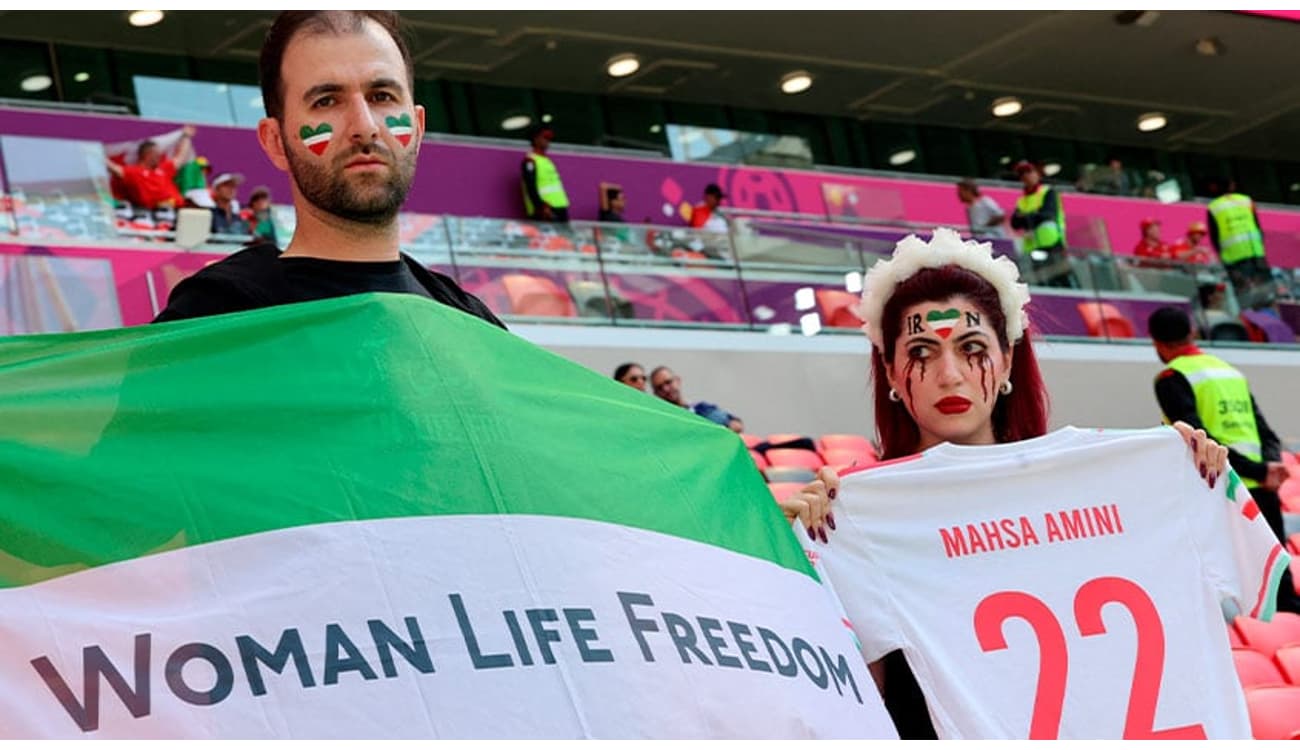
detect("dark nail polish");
top-left (1210, 473), bottom-right (1218, 489)
top-left (827, 513), bottom-right (837, 531)
top-left (828, 488), bottom-right (837, 500)
top-left (1199, 462), bottom-right (1207, 478)
top-left (1192, 438), bottom-right (1198, 452)
top-left (819, 528), bottom-right (829, 544)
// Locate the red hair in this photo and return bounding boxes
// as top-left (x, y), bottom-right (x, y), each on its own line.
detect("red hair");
top-left (870, 265), bottom-right (1049, 459)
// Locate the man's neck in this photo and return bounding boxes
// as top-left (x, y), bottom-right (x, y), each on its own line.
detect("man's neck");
top-left (281, 198), bottom-right (401, 262)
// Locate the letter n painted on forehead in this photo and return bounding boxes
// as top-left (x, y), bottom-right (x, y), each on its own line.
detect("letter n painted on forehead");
top-left (925, 308), bottom-right (961, 339)
top-left (965, 311), bottom-right (981, 329)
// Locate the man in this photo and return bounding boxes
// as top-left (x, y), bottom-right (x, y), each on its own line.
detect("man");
top-left (1147, 306), bottom-right (1299, 613)
top-left (174, 155), bottom-right (214, 208)
top-left (105, 125), bottom-right (196, 210)
top-left (598, 183), bottom-right (626, 223)
top-left (520, 124), bottom-right (569, 223)
top-left (955, 178), bottom-right (1007, 240)
top-left (1169, 221), bottom-right (1214, 265)
top-left (1009, 161), bottom-right (1075, 288)
top-left (650, 365), bottom-right (744, 433)
top-left (1132, 217), bottom-right (1172, 263)
top-left (155, 11), bottom-right (501, 329)
top-left (208, 172), bottom-right (252, 239)
top-left (688, 183), bottom-right (728, 232)
top-left (241, 185), bottom-right (278, 244)
top-left (1206, 178), bottom-right (1272, 305)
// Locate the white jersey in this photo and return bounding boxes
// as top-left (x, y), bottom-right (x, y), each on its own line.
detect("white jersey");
top-left (819, 426), bottom-right (1290, 739)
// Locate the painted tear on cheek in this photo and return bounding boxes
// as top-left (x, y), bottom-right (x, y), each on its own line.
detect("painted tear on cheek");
top-left (901, 356), bottom-right (927, 408)
top-left (300, 123), bottom-right (333, 156)
top-left (386, 113), bottom-right (414, 147)
top-left (966, 351), bottom-right (994, 403)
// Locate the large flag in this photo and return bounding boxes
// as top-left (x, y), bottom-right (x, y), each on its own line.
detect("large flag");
top-left (0, 293), bottom-right (895, 739)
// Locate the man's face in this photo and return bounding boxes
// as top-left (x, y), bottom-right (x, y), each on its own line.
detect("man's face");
top-left (251, 196), bottom-right (270, 212)
top-left (213, 181), bottom-right (238, 203)
top-left (1188, 230), bottom-right (1206, 245)
top-left (704, 192), bottom-right (721, 209)
top-left (532, 133), bottom-right (552, 152)
top-left (610, 193), bottom-right (626, 213)
top-left (651, 369), bottom-right (682, 404)
top-left (266, 20), bottom-right (424, 226)
top-left (140, 145), bottom-right (161, 168)
top-left (1018, 169), bottom-right (1039, 189)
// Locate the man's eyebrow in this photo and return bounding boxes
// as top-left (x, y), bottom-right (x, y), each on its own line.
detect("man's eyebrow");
top-left (366, 77), bottom-right (403, 91)
top-left (302, 83), bottom-right (342, 103)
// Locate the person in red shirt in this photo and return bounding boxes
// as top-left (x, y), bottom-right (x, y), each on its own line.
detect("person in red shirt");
top-left (106, 125), bottom-right (196, 210)
top-left (1132, 217), bottom-right (1174, 262)
top-left (688, 183), bottom-right (727, 232)
top-left (1169, 221), bottom-right (1214, 265)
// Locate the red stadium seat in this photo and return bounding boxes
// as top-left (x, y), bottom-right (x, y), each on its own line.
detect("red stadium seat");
top-left (1280, 479), bottom-right (1300, 512)
top-left (766, 449), bottom-right (825, 471)
top-left (815, 289), bottom-right (862, 329)
top-left (749, 450), bottom-right (769, 471)
top-left (1245, 686), bottom-right (1300, 739)
top-left (501, 274), bottom-right (577, 317)
top-left (821, 448), bottom-right (875, 470)
top-left (1289, 533), bottom-right (1300, 555)
top-left (1275, 645), bottom-right (1300, 685)
top-left (1234, 613), bottom-right (1300, 658)
top-left (1234, 648), bottom-right (1288, 688)
top-left (764, 466), bottom-right (817, 484)
top-left (1076, 302), bottom-right (1136, 339)
top-left (767, 433), bottom-right (809, 445)
top-left (767, 482), bottom-right (804, 503)
top-left (817, 433), bottom-right (877, 457)
top-left (741, 433), bottom-right (764, 449)
top-left (1229, 623), bottom-right (1246, 649)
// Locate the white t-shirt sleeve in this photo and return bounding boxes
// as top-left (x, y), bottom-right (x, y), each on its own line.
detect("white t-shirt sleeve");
top-left (1194, 468), bottom-right (1292, 621)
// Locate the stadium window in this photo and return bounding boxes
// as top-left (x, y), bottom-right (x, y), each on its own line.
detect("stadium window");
top-left (767, 112), bottom-right (831, 166)
top-left (1184, 152), bottom-right (1235, 197)
top-left (53, 44), bottom-right (114, 107)
top-left (110, 50), bottom-right (193, 112)
top-left (0, 39), bottom-right (58, 103)
top-left (1232, 157), bottom-right (1283, 204)
top-left (665, 101), bottom-right (730, 130)
top-left (467, 83), bottom-right (540, 140)
top-left (727, 107), bottom-right (770, 136)
top-left (534, 90), bottom-right (605, 146)
top-left (1275, 162), bottom-right (1300, 207)
top-left (602, 96), bottom-right (668, 151)
top-left (1024, 136), bottom-right (1077, 185)
top-left (865, 121), bottom-right (925, 174)
top-left (823, 117), bottom-right (865, 169)
top-left (972, 130), bottom-right (1026, 180)
top-left (412, 80), bottom-right (453, 136)
top-left (441, 81), bottom-right (477, 136)
top-left (919, 126), bottom-right (977, 177)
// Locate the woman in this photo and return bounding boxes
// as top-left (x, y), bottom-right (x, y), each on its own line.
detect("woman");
top-left (613, 362), bottom-right (647, 391)
top-left (778, 228), bottom-right (1227, 738)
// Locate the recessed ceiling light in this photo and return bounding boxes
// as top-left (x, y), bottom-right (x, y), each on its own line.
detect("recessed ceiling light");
top-left (1136, 112), bottom-right (1168, 132)
top-left (1043, 162), bottom-right (1062, 177)
top-left (649, 124), bottom-right (662, 134)
top-left (541, 113), bottom-right (553, 123)
top-left (1195, 36), bottom-right (1225, 56)
top-left (127, 10), bottom-right (164, 27)
top-left (73, 72), bottom-right (90, 83)
top-left (889, 149), bottom-right (917, 166)
top-left (780, 71), bottom-right (814, 95)
top-left (999, 155), bottom-right (1011, 165)
top-left (500, 114), bottom-right (532, 131)
top-left (991, 97), bottom-right (1023, 118)
top-left (606, 54), bottom-right (640, 78)
top-left (1290, 182), bottom-right (1300, 192)
top-left (20, 75), bottom-right (52, 93)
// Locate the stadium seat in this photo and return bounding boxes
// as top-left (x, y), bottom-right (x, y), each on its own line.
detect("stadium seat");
top-left (749, 450), bottom-right (769, 470)
top-left (1244, 686), bottom-right (1300, 739)
top-left (1276, 645), bottom-right (1300, 685)
top-left (1234, 613), bottom-right (1300, 658)
top-left (767, 482), bottom-right (804, 503)
top-left (741, 434), bottom-right (764, 449)
top-left (501, 274), bottom-right (577, 317)
top-left (1233, 648), bottom-right (1288, 688)
top-left (1288, 533), bottom-right (1300, 555)
top-left (1229, 624), bottom-right (1246, 648)
top-left (766, 449), bottom-right (825, 471)
top-left (817, 433), bottom-right (877, 457)
top-left (764, 466), bottom-right (817, 484)
top-left (767, 433), bottom-right (810, 445)
top-left (1280, 480), bottom-right (1300, 513)
top-left (1076, 302), bottom-right (1136, 339)
top-left (815, 290), bottom-right (862, 329)
top-left (821, 448), bottom-right (874, 469)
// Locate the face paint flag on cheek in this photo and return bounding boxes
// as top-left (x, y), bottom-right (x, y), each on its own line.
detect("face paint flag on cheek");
top-left (299, 123), bottom-right (333, 156)
top-left (926, 308), bottom-right (961, 339)
top-left (386, 113), bottom-right (413, 147)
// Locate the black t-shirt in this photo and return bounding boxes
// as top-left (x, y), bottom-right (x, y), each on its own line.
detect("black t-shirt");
top-left (154, 242), bottom-right (505, 329)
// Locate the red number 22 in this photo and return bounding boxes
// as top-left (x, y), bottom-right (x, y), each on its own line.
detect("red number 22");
top-left (973, 576), bottom-right (1206, 739)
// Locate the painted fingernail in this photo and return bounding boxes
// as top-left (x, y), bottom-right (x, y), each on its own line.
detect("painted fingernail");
top-left (1199, 462), bottom-right (1207, 479)
top-left (827, 513), bottom-right (837, 531)
top-left (1210, 472), bottom-right (1218, 488)
top-left (828, 488), bottom-right (837, 500)
top-left (1192, 438), bottom-right (1198, 452)
top-left (819, 528), bottom-right (829, 544)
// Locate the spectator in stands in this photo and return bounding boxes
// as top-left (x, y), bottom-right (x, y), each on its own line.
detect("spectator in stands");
top-left (599, 183), bottom-right (626, 223)
top-left (175, 155), bottom-right (214, 208)
top-left (1195, 281), bottom-right (1234, 337)
top-left (1090, 154), bottom-right (1132, 196)
top-left (104, 124), bottom-right (196, 210)
top-left (1132, 217), bottom-right (1172, 262)
top-left (520, 124), bottom-right (570, 223)
top-left (1206, 177), bottom-right (1272, 306)
top-left (650, 365), bottom-right (744, 432)
top-left (688, 183), bottom-right (728, 232)
top-left (613, 362), bottom-right (646, 391)
top-left (1009, 161), bottom-right (1076, 288)
top-left (1169, 221), bottom-right (1214, 265)
top-left (241, 185), bottom-right (278, 244)
top-left (955, 178), bottom-right (1007, 240)
top-left (1148, 306), bottom-right (1299, 614)
top-left (154, 10), bottom-right (501, 329)
top-left (208, 173), bottom-right (252, 238)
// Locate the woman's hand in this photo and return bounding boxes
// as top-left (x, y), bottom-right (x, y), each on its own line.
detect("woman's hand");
top-left (779, 466), bottom-right (839, 543)
top-left (1171, 421), bottom-right (1229, 488)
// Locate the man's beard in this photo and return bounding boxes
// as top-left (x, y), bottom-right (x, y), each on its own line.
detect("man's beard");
top-left (283, 137), bottom-right (415, 226)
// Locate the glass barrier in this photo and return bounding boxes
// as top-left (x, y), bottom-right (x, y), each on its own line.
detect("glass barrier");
top-left (0, 254), bottom-right (121, 334)
top-left (133, 76), bottom-right (265, 129)
top-left (0, 135), bottom-right (118, 241)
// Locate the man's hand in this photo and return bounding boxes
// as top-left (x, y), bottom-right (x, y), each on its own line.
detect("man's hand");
top-left (1264, 461), bottom-right (1289, 492)
top-left (539, 204), bottom-right (554, 220)
top-left (181, 124), bottom-right (197, 138)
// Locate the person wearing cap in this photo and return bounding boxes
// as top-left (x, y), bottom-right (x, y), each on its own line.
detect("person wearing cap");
top-left (208, 172), bottom-right (252, 239)
top-left (241, 185), bottom-right (277, 244)
top-left (520, 124), bottom-right (570, 222)
top-left (1132, 217), bottom-right (1173, 263)
top-left (688, 183), bottom-right (728, 232)
top-left (1008, 161), bottom-right (1075, 288)
top-left (1170, 221), bottom-right (1214, 265)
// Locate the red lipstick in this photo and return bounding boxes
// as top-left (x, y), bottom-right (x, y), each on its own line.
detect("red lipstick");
top-left (935, 396), bottom-right (972, 414)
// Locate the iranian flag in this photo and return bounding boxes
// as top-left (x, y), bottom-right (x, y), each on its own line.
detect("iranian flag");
top-left (0, 294), bottom-right (895, 739)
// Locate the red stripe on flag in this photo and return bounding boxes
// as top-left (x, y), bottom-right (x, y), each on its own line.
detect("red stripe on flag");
top-left (1242, 498), bottom-right (1260, 520)
top-left (1250, 545), bottom-right (1284, 619)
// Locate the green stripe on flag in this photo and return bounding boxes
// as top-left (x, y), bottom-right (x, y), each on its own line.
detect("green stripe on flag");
top-left (0, 294), bottom-right (812, 587)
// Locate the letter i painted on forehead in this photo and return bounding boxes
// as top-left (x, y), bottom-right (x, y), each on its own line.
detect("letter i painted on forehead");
top-left (907, 313), bottom-right (923, 336)
top-left (386, 113), bottom-right (414, 147)
top-left (926, 308), bottom-right (961, 339)
top-left (299, 123), bottom-right (333, 156)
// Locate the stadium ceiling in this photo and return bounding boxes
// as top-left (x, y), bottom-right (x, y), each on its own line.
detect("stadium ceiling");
top-left (2, 9), bottom-right (1298, 162)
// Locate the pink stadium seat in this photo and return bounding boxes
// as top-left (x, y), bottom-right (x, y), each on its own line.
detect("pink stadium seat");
top-left (767, 482), bottom-right (804, 503)
top-left (1280, 479), bottom-right (1300, 512)
top-left (767, 433), bottom-right (809, 445)
top-left (741, 433), bottom-right (763, 449)
top-left (1234, 648), bottom-right (1288, 688)
top-left (1076, 302), bottom-right (1136, 339)
top-left (766, 449), bottom-right (825, 471)
top-left (749, 450), bottom-right (769, 471)
top-left (1289, 533), bottom-right (1300, 555)
top-left (815, 289), bottom-right (862, 329)
top-left (1234, 613), bottom-right (1300, 658)
top-left (1244, 686), bottom-right (1300, 739)
top-left (1229, 624), bottom-right (1245, 649)
top-left (817, 433), bottom-right (877, 457)
top-left (501, 274), bottom-right (576, 317)
top-left (1275, 645), bottom-right (1300, 685)
top-left (821, 448), bottom-right (874, 470)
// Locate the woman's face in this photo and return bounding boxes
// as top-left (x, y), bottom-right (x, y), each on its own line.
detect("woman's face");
top-left (619, 366), bottom-right (647, 391)
top-left (885, 294), bottom-right (1012, 452)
